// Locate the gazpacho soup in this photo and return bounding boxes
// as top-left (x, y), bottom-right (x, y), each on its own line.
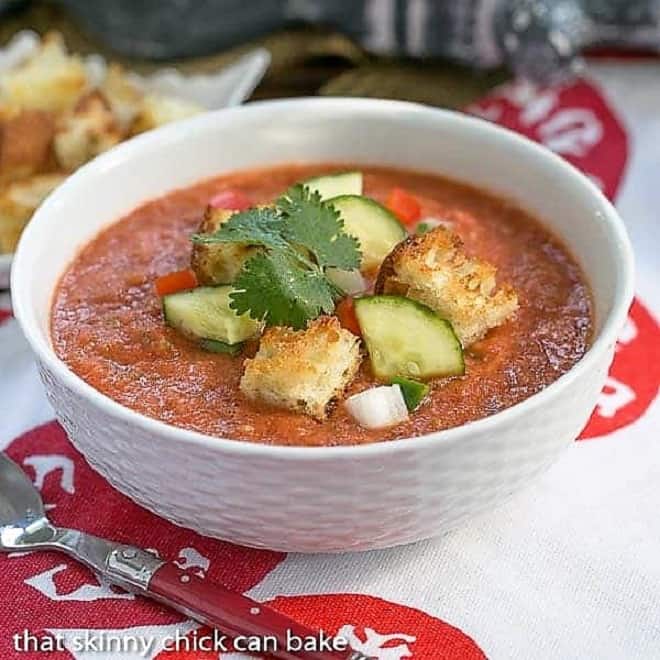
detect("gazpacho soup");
top-left (51, 165), bottom-right (592, 446)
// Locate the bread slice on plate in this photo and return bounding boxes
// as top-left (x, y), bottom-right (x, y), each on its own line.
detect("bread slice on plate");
top-left (0, 173), bottom-right (65, 253)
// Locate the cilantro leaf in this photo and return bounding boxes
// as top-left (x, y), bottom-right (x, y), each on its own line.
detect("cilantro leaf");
top-left (277, 185), bottom-right (361, 270)
top-left (191, 207), bottom-right (288, 250)
top-left (230, 250), bottom-right (336, 329)
top-left (189, 183), bottom-right (364, 329)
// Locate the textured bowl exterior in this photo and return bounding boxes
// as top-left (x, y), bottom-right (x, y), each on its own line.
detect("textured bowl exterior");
top-left (12, 99), bottom-right (634, 552)
top-left (36, 347), bottom-right (612, 552)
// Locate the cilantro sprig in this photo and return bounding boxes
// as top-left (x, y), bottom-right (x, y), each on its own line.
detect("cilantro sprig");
top-left (277, 186), bottom-right (360, 270)
top-left (191, 185), bottom-right (361, 329)
top-left (192, 207), bottom-right (289, 251)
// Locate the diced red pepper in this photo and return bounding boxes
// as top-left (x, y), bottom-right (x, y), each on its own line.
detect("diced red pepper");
top-left (386, 187), bottom-right (422, 226)
top-left (209, 189), bottom-right (252, 211)
top-left (154, 269), bottom-right (198, 296)
top-left (336, 296), bottom-right (362, 336)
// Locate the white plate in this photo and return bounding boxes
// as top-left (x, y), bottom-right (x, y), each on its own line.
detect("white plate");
top-left (0, 30), bottom-right (270, 289)
top-left (0, 253), bottom-right (10, 289)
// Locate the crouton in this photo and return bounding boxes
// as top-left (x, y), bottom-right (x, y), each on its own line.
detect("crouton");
top-left (54, 91), bottom-right (123, 171)
top-left (0, 109), bottom-right (56, 183)
top-left (100, 64), bottom-right (143, 132)
top-left (191, 206), bottom-right (259, 285)
top-left (240, 316), bottom-right (362, 420)
top-left (0, 173), bottom-right (65, 252)
top-left (131, 92), bottom-right (202, 134)
top-left (0, 195), bottom-right (30, 254)
top-left (0, 33), bottom-right (87, 113)
top-left (375, 226), bottom-right (518, 346)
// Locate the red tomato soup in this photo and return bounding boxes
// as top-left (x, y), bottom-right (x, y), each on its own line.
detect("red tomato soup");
top-left (51, 164), bottom-right (592, 446)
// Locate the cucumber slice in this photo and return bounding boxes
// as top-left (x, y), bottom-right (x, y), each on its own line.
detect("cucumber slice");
top-left (163, 286), bottom-right (261, 345)
top-left (354, 295), bottom-right (464, 380)
top-left (302, 171), bottom-right (363, 200)
top-left (391, 376), bottom-right (430, 411)
top-left (199, 338), bottom-right (244, 355)
top-left (329, 195), bottom-right (406, 271)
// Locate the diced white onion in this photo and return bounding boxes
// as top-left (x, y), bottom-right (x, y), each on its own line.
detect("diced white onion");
top-left (327, 268), bottom-right (366, 295)
top-left (344, 385), bottom-right (409, 429)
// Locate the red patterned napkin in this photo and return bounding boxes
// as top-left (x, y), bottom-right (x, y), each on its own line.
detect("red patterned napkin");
top-left (1, 61), bottom-right (659, 660)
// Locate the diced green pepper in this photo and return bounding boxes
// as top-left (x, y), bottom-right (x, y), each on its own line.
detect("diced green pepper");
top-left (391, 376), bottom-right (430, 411)
top-left (199, 338), bottom-right (243, 356)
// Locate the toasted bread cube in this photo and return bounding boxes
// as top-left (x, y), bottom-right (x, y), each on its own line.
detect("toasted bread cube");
top-left (100, 64), bottom-right (143, 132)
top-left (191, 206), bottom-right (258, 285)
top-left (0, 173), bottom-right (65, 253)
top-left (375, 226), bottom-right (518, 346)
top-left (54, 91), bottom-right (123, 171)
top-left (0, 109), bottom-right (56, 184)
top-left (0, 203), bottom-right (28, 253)
top-left (0, 33), bottom-right (87, 113)
top-left (132, 92), bottom-right (202, 134)
top-left (241, 316), bottom-right (362, 420)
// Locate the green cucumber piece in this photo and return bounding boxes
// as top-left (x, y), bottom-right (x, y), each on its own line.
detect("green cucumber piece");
top-left (391, 376), bottom-right (430, 411)
top-left (354, 295), bottom-right (464, 380)
top-left (199, 338), bottom-right (244, 355)
top-left (163, 286), bottom-right (261, 345)
top-left (302, 171), bottom-right (363, 200)
top-left (329, 195), bottom-right (406, 271)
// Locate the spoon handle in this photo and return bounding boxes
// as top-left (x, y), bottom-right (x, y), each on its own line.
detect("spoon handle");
top-left (148, 562), bottom-right (365, 660)
top-left (51, 533), bottom-right (363, 660)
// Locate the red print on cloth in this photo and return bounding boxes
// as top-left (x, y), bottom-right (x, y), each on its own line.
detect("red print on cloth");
top-left (580, 299), bottom-right (660, 439)
top-left (260, 594), bottom-right (484, 659)
top-left (156, 594), bottom-right (486, 660)
top-left (1, 421), bottom-right (285, 660)
top-left (467, 77), bottom-right (628, 200)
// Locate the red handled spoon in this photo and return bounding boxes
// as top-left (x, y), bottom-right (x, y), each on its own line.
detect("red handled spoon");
top-left (0, 453), bottom-right (371, 660)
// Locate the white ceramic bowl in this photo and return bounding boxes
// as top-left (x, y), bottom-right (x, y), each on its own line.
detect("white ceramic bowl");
top-left (11, 99), bottom-right (634, 552)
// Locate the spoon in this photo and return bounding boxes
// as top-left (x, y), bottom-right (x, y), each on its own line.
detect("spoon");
top-left (0, 452), bottom-right (371, 660)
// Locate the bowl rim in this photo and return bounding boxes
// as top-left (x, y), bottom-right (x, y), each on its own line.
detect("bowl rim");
top-left (11, 97), bottom-right (635, 459)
